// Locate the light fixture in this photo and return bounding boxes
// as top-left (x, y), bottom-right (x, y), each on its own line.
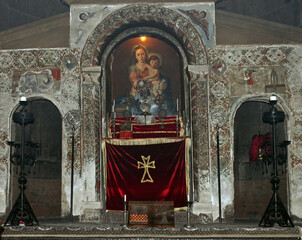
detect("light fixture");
top-left (140, 36), bottom-right (147, 41)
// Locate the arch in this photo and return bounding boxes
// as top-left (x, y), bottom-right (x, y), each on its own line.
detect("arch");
top-left (8, 97), bottom-right (63, 219)
top-left (79, 3), bottom-right (210, 213)
top-left (81, 4), bottom-right (208, 68)
top-left (230, 94), bottom-right (292, 220)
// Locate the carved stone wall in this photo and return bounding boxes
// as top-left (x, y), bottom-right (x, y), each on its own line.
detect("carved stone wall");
top-left (79, 3), bottom-right (211, 221)
top-left (208, 45), bottom-right (302, 221)
top-left (0, 48), bottom-right (82, 218)
top-left (0, 2), bottom-right (301, 224)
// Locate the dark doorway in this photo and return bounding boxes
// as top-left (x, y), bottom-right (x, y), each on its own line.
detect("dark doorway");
top-left (10, 99), bottom-right (62, 218)
top-left (234, 101), bottom-right (288, 221)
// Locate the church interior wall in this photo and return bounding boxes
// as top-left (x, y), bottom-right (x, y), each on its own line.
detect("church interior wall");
top-left (0, 2), bottom-right (301, 224)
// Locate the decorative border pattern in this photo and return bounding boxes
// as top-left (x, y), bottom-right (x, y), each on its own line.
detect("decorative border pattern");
top-left (81, 4), bottom-right (207, 67)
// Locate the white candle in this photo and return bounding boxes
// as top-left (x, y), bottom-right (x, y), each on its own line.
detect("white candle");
top-left (176, 98), bottom-right (179, 112)
top-left (112, 100), bottom-right (115, 113)
top-left (270, 95), bottom-right (277, 101)
top-left (124, 194), bottom-right (126, 202)
top-left (20, 96), bottom-right (26, 102)
top-left (187, 194), bottom-right (190, 202)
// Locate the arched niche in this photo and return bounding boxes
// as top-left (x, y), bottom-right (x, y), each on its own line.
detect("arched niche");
top-left (231, 97), bottom-right (290, 221)
top-left (9, 98), bottom-right (62, 219)
top-left (81, 4), bottom-right (207, 67)
top-left (80, 4), bottom-right (210, 209)
top-left (99, 28), bottom-right (190, 138)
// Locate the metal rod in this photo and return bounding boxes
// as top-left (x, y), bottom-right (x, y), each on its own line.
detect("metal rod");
top-left (217, 125), bottom-right (222, 223)
top-left (70, 126), bottom-right (75, 223)
top-left (20, 108), bottom-right (25, 220)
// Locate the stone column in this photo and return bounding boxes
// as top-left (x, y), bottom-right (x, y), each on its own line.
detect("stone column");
top-left (188, 65), bottom-right (213, 223)
top-left (80, 66), bottom-right (103, 222)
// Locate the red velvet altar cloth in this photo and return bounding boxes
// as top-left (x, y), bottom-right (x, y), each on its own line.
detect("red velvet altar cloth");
top-left (106, 139), bottom-right (187, 210)
top-left (110, 116), bottom-right (181, 138)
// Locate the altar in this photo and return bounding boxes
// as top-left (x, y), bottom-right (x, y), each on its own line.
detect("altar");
top-left (128, 201), bottom-right (174, 228)
top-left (105, 137), bottom-right (189, 211)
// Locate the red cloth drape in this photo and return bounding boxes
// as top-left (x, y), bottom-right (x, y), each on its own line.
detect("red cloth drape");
top-left (249, 133), bottom-right (271, 162)
top-left (110, 117), bottom-right (181, 138)
top-left (106, 140), bottom-right (187, 210)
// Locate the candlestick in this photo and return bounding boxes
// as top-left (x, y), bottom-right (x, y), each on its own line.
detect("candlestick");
top-left (270, 95), bottom-right (277, 101)
top-left (112, 101), bottom-right (115, 113)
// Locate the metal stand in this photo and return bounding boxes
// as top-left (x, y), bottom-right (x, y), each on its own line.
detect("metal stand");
top-left (70, 126), bottom-right (75, 223)
top-left (183, 201), bottom-right (197, 230)
top-left (259, 96), bottom-right (294, 227)
top-left (216, 125), bottom-right (222, 223)
top-left (112, 111), bottom-right (116, 138)
top-left (5, 98), bottom-right (39, 226)
top-left (121, 201), bottom-right (128, 228)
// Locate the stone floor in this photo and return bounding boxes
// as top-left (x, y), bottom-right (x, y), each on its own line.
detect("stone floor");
top-left (1, 218), bottom-right (302, 240)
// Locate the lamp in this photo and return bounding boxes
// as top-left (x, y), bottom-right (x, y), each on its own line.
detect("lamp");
top-left (259, 96), bottom-right (294, 227)
top-left (5, 97), bottom-right (39, 226)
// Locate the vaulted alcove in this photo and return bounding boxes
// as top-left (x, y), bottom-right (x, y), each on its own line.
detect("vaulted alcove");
top-left (10, 99), bottom-right (62, 218)
top-left (233, 101), bottom-right (289, 221)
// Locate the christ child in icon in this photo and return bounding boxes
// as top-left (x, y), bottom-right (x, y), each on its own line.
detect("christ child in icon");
top-left (145, 54), bottom-right (162, 96)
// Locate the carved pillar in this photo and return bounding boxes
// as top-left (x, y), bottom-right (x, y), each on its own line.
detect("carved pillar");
top-left (80, 66), bottom-right (103, 221)
top-left (188, 65), bottom-right (213, 222)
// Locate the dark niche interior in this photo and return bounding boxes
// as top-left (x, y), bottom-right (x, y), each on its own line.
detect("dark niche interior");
top-left (233, 101), bottom-right (288, 221)
top-left (11, 99), bottom-right (62, 218)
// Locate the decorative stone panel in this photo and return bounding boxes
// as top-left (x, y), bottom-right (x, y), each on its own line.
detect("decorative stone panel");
top-left (81, 4), bottom-right (207, 68)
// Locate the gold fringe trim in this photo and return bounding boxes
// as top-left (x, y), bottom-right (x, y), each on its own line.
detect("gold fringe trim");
top-left (105, 137), bottom-right (186, 146)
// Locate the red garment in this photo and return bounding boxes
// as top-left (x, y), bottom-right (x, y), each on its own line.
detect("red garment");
top-left (249, 133), bottom-right (271, 162)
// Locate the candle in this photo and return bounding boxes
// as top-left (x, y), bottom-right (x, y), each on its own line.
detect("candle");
top-left (176, 98), bottom-right (179, 112)
top-left (20, 96), bottom-right (26, 102)
top-left (187, 194), bottom-right (190, 202)
top-left (112, 100), bottom-right (115, 113)
top-left (270, 95), bottom-right (277, 101)
top-left (124, 194), bottom-right (127, 202)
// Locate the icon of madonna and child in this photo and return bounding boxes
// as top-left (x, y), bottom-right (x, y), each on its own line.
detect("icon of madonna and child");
top-left (114, 44), bottom-right (177, 120)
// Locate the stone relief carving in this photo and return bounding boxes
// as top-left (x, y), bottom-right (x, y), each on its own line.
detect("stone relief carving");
top-left (81, 4), bottom-right (207, 67)
top-left (0, 53), bottom-right (13, 69)
top-left (41, 51), bottom-right (60, 66)
top-left (0, 163), bottom-right (6, 177)
top-left (63, 109), bottom-right (81, 135)
top-left (245, 49), bottom-right (263, 65)
top-left (0, 73), bottom-right (10, 94)
top-left (211, 82), bottom-right (227, 99)
top-left (210, 106), bottom-right (227, 127)
top-left (19, 52), bottom-right (36, 67)
top-left (210, 59), bottom-right (227, 75)
top-left (19, 69), bottom-right (55, 94)
top-left (62, 78), bottom-right (79, 97)
top-left (63, 53), bottom-right (78, 70)
top-left (198, 213), bottom-right (213, 224)
top-left (266, 48), bottom-right (286, 63)
top-left (178, 9), bottom-right (209, 40)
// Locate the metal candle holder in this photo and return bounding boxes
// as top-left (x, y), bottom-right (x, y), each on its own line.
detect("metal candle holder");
top-left (183, 200), bottom-right (197, 230)
top-left (259, 96), bottom-right (294, 227)
top-left (5, 98), bottom-right (39, 226)
top-left (121, 200), bottom-right (128, 228)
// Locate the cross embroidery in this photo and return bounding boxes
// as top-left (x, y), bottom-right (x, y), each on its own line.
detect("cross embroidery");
top-left (137, 155), bottom-right (156, 183)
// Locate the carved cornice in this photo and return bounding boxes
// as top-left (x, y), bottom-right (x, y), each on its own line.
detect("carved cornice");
top-left (81, 4), bottom-right (207, 67)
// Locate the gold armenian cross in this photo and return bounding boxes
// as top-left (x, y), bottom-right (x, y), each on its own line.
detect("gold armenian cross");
top-left (137, 155), bottom-right (156, 183)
